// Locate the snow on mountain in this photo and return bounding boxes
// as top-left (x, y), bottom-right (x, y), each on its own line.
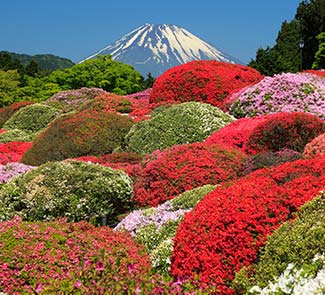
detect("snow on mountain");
top-left (82, 23), bottom-right (242, 77)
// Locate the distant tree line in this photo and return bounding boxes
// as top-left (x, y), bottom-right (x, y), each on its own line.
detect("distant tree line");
top-left (250, 0), bottom-right (325, 75)
top-left (0, 53), bottom-right (155, 107)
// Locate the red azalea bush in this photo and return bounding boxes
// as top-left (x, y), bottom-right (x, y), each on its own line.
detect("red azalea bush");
top-left (0, 141), bottom-right (32, 164)
top-left (303, 133), bottom-right (325, 158)
top-left (205, 112), bottom-right (325, 154)
top-left (303, 69), bottom-right (325, 78)
top-left (22, 111), bottom-right (134, 166)
top-left (149, 60), bottom-right (263, 111)
top-left (0, 101), bottom-right (34, 127)
top-left (171, 157), bottom-right (325, 294)
top-left (133, 142), bottom-right (247, 207)
top-left (0, 218), bottom-right (151, 294)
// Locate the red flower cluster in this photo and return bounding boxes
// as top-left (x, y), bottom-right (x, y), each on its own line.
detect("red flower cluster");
top-left (171, 157), bottom-right (325, 294)
top-left (149, 61), bottom-right (263, 111)
top-left (303, 69), bottom-right (325, 78)
top-left (133, 143), bottom-right (246, 207)
top-left (0, 218), bottom-right (151, 294)
top-left (205, 112), bottom-right (325, 154)
top-left (0, 141), bottom-right (32, 164)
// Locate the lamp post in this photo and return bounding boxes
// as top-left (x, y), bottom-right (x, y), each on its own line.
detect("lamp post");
top-left (299, 40), bottom-right (304, 71)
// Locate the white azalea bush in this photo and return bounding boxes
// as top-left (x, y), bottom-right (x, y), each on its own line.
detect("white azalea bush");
top-left (233, 192), bottom-right (325, 294)
top-left (122, 102), bottom-right (235, 154)
top-left (0, 160), bottom-right (133, 226)
top-left (114, 185), bottom-right (216, 273)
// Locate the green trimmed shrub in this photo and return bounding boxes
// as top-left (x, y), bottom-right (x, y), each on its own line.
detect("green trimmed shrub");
top-left (22, 111), bottom-right (134, 166)
top-left (232, 192), bottom-right (325, 294)
top-left (123, 102), bottom-right (235, 154)
top-left (0, 160), bottom-right (133, 226)
top-left (2, 103), bottom-right (59, 133)
top-left (0, 101), bottom-right (34, 127)
top-left (0, 129), bottom-right (38, 143)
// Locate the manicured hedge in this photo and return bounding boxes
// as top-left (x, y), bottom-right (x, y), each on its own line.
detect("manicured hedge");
top-left (22, 111), bottom-right (134, 166)
top-left (150, 60), bottom-right (263, 111)
top-left (2, 103), bottom-right (59, 133)
top-left (303, 133), bottom-right (325, 159)
top-left (229, 73), bottom-right (325, 119)
top-left (171, 158), bottom-right (325, 294)
top-left (124, 102), bottom-right (235, 155)
top-left (233, 193), bottom-right (325, 294)
top-left (0, 101), bottom-right (34, 127)
top-left (133, 142), bottom-right (246, 206)
top-left (0, 160), bottom-right (133, 226)
top-left (205, 112), bottom-right (325, 154)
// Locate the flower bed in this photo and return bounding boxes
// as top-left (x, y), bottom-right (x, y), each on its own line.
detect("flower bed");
top-left (150, 60), bottom-right (263, 111)
top-left (229, 73), bottom-right (325, 119)
top-left (133, 143), bottom-right (246, 207)
top-left (171, 157), bottom-right (325, 294)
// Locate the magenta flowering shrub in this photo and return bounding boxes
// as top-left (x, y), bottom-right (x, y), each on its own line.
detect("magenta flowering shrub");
top-left (0, 162), bottom-right (34, 184)
top-left (230, 73), bottom-right (325, 119)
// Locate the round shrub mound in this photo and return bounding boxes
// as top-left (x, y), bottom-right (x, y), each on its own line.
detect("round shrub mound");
top-left (303, 69), bottom-right (325, 78)
top-left (205, 112), bottom-right (325, 154)
top-left (2, 103), bottom-right (60, 133)
top-left (133, 142), bottom-right (246, 207)
top-left (0, 101), bottom-right (34, 127)
top-left (124, 102), bottom-right (235, 155)
top-left (150, 60), bottom-right (263, 111)
top-left (0, 160), bottom-right (133, 226)
top-left (44, 87), bottom-right (107, 112)
top-left (78, 92), bottom-right (133, 114)
top-left (230, 73), bottom-right (325, 119)
top-left (171, 157), bottom-right (325, 294)
top-left (233, 193), bottom-right (325, 293)
top-left (303, 133), bottom-right (325, 159)
top-left (0, 129), bottom-right (37, 143)
top-left (0, 218), bottom-right (152, 294)
top-left (22, 111), bottom-right (134, 166)
top-left (0, 162), bottom-right (34, 184)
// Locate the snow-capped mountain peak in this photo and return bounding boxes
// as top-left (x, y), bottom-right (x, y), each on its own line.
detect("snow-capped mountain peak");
top-left (82, 24), bottom-right (241, 77)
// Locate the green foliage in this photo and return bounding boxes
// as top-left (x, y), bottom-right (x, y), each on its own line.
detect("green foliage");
top-left (22, 111), bottom-right (134, 166)
top-left (46, 55), bottom-right (145, 94)
top-left (0, 160), bottom-right (133, 226)
top-left (171, 184), bottom-right (217, 210)
top-left (123, 102), bottom-right (235, 155)
top-left (0, 129), bottom-right (37, 143)
top-left (3, 103), bottom-right (59, 133)
top-left (312, 32), bottom-right (325, 69)
top-left (0, 102), bottom-right (34, 128)
top-left (296, 0), bottom-right (325, 69)
top-left (232, 193), bottom-right (325, 293)
top-left (0, 70), bottom-right (21, 107)
top-left (249, 20), bottom-right (301, 75)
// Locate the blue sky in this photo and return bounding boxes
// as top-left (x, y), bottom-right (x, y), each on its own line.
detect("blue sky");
top-left (1, 0), bottom-right (301, 64)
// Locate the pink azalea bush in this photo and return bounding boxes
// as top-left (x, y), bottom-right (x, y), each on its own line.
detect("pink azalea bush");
top-left (0, 162), bottom-right (34, 184)
top-left (303, 133), bottom-right (325, 159)
top-left (229, 73), bottom-right (325, 119)
top-left (0, 218), bottom-right (215, 294)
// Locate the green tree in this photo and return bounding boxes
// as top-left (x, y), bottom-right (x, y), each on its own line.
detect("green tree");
top-left (296, 0), bottom-right (325, 69)
top-left (24, 60), bottom-right (42, 77)
top-left (312, 32), bottom-right (325, 68)
top-left (143, 72), bottom-right (155, 88)
top-left (46, 55), bottom-right (145, 94)
top-left (0, 70), bottom-right (21, 107)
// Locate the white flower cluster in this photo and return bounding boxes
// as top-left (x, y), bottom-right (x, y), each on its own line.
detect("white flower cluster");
top-left (250, 254), bottom-right (325, 295)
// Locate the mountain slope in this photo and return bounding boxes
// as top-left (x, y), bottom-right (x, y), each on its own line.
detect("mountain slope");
top-left (83, 24), bottom-right (242, 77)
top-left (1, 51), bottom-right (74, 71)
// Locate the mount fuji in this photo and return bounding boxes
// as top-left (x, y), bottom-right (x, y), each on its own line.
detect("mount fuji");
top-left (82, 23), bottom-right (242, 77)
